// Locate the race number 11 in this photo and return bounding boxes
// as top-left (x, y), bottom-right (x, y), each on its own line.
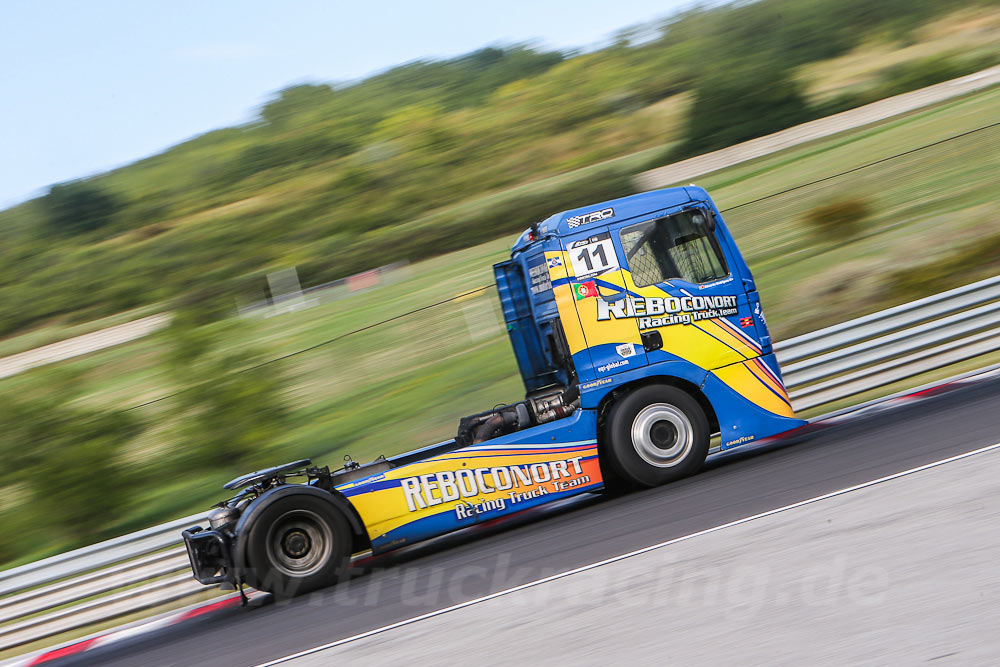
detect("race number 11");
top-left (570, 238), bottom-right (619, 277)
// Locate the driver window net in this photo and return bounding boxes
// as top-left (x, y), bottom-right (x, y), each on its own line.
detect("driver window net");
top-left (620, 212), bottom-right (728, 287)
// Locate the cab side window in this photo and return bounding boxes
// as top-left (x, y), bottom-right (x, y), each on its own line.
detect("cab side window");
top-left (620, 211), bottom-right (728, 286)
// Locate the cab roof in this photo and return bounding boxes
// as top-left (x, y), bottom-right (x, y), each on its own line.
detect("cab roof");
top-left (512, 186), bottom-right (708, 252)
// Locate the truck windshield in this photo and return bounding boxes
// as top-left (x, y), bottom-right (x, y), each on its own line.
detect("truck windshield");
top-left (620, 211), bottom-right (728, 286)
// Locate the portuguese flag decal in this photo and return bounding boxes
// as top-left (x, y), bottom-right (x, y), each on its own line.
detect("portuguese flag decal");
top-left (573, 280), bottom-right (598, 300)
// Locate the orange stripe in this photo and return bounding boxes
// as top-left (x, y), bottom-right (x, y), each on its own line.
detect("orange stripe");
top-left (746, 360), bottom-right (792, 405)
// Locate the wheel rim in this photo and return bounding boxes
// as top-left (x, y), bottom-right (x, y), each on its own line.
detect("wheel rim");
top-left (630, 403), bottom-right (694, 468)
top-left (265, 509), bottom-right (334, 578)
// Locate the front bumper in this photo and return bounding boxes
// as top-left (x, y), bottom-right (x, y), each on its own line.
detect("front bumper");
top-left (182, 526), bottom-right (236, 585)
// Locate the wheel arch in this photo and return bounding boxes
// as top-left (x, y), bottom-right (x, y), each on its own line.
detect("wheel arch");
top-left (233, 485), bottom-right (370, 575)
top-left (596, 374), bottom-right (719, 438)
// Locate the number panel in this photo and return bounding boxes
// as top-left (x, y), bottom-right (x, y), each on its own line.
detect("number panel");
top-left (568, 233), bottom-right (620, 279)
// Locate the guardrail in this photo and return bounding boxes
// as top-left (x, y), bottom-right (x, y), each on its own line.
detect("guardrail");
top-left (779, 275), bottom-right (1000, 410)
top-left (0, 513), bottom-right (210, 652)
top-left (1, 275), bottom-right (998, 654)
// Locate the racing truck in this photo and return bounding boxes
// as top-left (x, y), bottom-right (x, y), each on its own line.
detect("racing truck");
top-left (183, 185), bottom-right (805, 598)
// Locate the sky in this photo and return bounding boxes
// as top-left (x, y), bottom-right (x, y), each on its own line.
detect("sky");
top-left (0, 0), bottom-right (700, 209)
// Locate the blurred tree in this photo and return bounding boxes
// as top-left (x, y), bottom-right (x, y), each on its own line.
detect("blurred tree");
top-left (40, 181), bottom-right (120, 236)
top-left (0, 370), bottom-right (144, 543)
top-left (876, 54), bottom-right (982, 97)
top-left (261, 84), bottom-right (338, 130)
top-left (805, 198), bottom-right (871, 240)
top-left (677, 60), bottom-right (812, 157)
top-left (359, 45), bottom-right (564, 111)
top-left (165, 315), bottom-right (289, 470)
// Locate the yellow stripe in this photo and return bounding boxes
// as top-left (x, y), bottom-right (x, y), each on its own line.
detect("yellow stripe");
top-left (546, 251), bottom-right (590, 355)
top-left (696, 318), bottom-right (758, 360)
top-left (746, 360), bottom-right (790, 401)
top-left (713, 361), bottom-right (796, 418)
top-left (573, 294), bottom-right (644, 347)
top-left (615, 275), bottom-right (750, 369)
top-left (544, 251), bottom-right (570, 282)
top-left (347, 449), bottom-right (597, 540)
top-left (554, 284), bottom-right (589, 354)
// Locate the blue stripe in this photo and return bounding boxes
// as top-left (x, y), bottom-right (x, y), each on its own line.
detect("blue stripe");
top-left (464, 439), bottom-right (597, 451)
top-left (339, 478), bottom-right (402, 495)
top-left (648, 285), bottom-right (753, 358)
top-left (436, 447), bottom-right (597, 461)
top-left (746, 364), bottom-right (793, 409)
top-left (755, 356), bottom-right (783, 385)
top-left (593, 278), bottom-right (642, 299)
top-left (552, 276), bottom-right (641, 300)
top-left (716, 316), bottom-right (762, 352)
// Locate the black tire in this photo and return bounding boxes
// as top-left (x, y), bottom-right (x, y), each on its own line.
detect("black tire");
top-left (602, 385), bottom-right (709, 489)
top-left (241, 493), bottom-right (352, 598)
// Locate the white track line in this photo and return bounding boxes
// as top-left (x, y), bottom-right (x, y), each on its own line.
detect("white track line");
top-left (257, 439), bottom-right (1000, 666)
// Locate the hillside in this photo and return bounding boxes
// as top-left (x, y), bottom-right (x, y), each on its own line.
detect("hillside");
top-left (0, 0), bottom-right (998, 338)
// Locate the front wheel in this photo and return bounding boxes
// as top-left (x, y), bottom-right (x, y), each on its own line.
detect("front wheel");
top-left (602, 385), bottom-right (710, 489)
top-left (241, 493), bottom-right (352, 598)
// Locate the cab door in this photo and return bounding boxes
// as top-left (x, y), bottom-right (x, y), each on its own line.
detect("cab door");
top-left (560, 225), bottom-right (648, 382)
top-left (613, 209), bottom-right (764, 372)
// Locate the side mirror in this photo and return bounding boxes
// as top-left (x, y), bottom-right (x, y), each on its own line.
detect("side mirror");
top-left (692, 210), bottom-right (716, 233)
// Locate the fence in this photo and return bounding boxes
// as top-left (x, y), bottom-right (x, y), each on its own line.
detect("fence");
top-left (1, 274), bottom-right (997, 653)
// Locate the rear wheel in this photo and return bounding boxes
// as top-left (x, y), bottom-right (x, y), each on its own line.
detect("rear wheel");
top-left (602, 385), bottom-right (709, 488)
top-left (241, 494), bottom-right (352, 598)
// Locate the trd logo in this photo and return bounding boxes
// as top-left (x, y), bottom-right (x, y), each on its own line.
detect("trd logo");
top-left (567, 208), bottom-right (614, 228)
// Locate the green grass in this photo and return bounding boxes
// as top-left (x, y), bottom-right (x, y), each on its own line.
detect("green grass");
top-left (2, 82), bottom-right (998, 568)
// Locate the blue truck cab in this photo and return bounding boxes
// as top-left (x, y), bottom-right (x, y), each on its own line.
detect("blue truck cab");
top-left (494, 186), bottom-right (804, 454)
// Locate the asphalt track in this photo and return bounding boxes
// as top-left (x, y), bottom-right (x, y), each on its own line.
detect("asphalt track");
top-left (64, 376), bottom-right (1000, 666)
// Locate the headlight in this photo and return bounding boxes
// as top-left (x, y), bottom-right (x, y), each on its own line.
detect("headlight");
top-left (208, 506), bottom-right (240, 532)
